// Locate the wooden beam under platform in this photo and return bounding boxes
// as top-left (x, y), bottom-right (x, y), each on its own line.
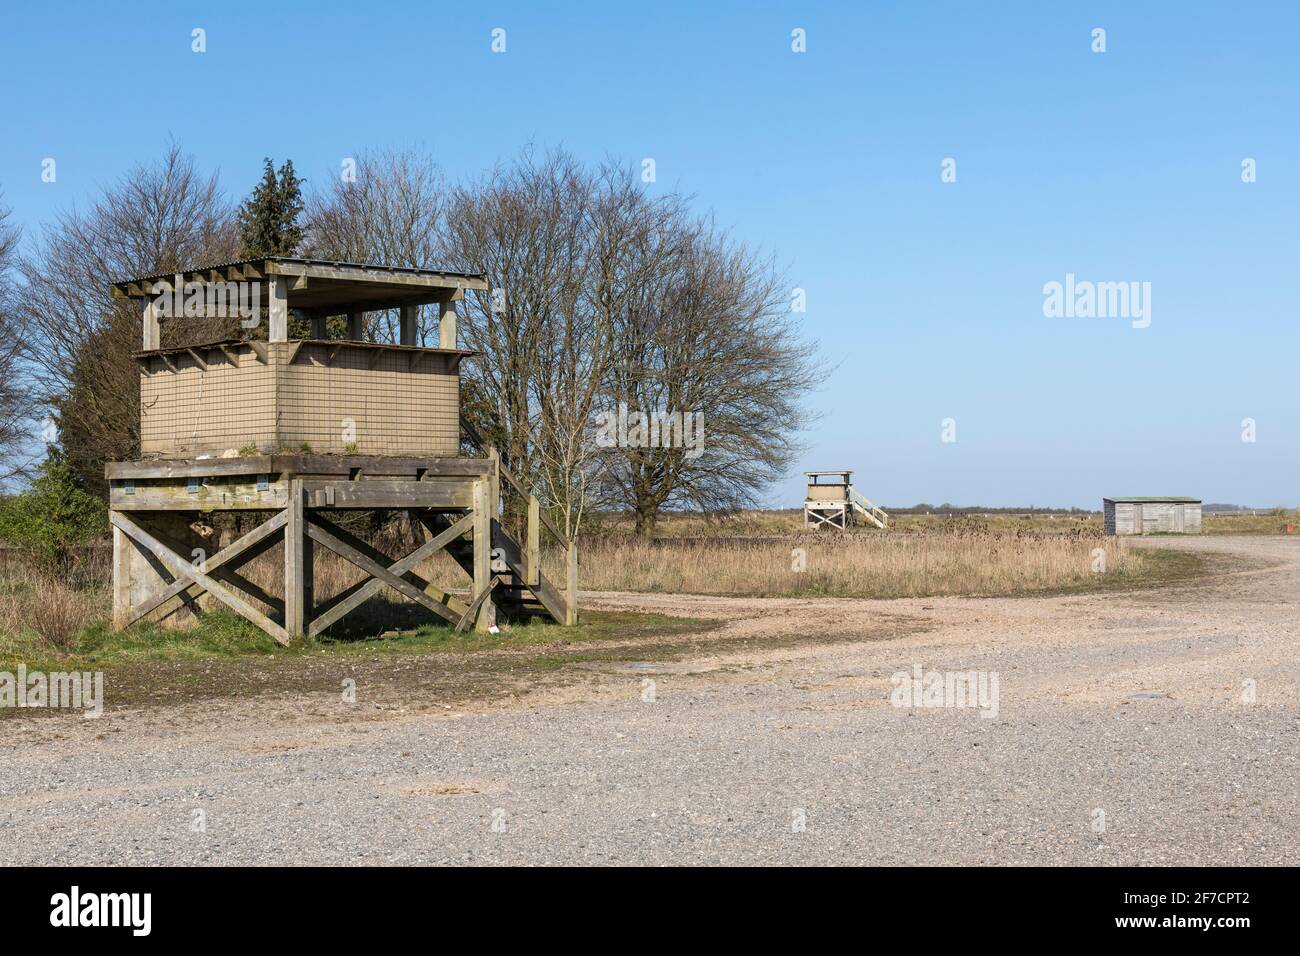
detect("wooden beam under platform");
top-left (105, 452), bottom-right (574, 644)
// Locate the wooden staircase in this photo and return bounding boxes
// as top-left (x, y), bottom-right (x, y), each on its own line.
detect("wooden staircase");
top-left (427, 446), bottom-right (576, 627)
top-left (849, 486), bottom-right (889, 529)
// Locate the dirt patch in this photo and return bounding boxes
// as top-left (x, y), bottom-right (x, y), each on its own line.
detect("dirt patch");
top-left (396, 782), bottom-right (488, 797)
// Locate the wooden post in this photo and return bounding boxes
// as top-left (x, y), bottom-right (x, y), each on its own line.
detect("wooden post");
top-left (302, 505), bottom-right (314, 633)
top-left (565, 541), bottom-right (578, 625)
top-left (399, 305), bottom-right (418, 346)
top-left (439, 299), bottom-right (457, 349)
top-left (268, 275), bottom-right (289, 342)
top-left (526, 496), bottom-right (540, 587)
top-left (284, 479), bottom-right (306, 638)
top-left (487, 446), bottom-right (500, 516)
top-left (310, 312), bottom-right (327, 338)
top-left (109, 512), bottom-right (208, 630)
top-left (142, 296), bottom-right (160, 351)
top-left (347, 311), bottom-right (364, 340)
top-left (472, 478), bottom-right (495, 632)
top-left (112, 523), bottom-right (132, 629)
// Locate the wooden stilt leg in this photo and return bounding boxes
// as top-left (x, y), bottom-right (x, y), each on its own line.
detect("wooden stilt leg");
top-left (473, 478), bottom-right (495, 632)
top-left (285, 479), bottom-right (307, 639)
top-left (112, 523), bottom-right (132, 630)
top-left (303, 510), bottom-right (314, 634)
top-left (566, 542), bottom-right (578, 626)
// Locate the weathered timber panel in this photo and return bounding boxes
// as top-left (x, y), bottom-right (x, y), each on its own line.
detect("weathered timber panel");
top-left (139, 341), bottom-right (460, 458)
top-left (299, 478), bottom-right (474, 509)
top-left (140, 346), bottom-right (276, 456)
top-left (1116, 502), bottom-right (1135, 534)
top-left (106, 455), bottom-right (491, 481)
top-left (277, 343), bottom-right (459, 456)
top-left (110, 477), bottom-right (290, 511)
top-left (806, 484), bottom-right (849, 503)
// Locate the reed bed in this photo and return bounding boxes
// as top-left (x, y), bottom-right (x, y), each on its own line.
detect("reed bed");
top-left (568, 528), bottom-right (1137, 599)
top-left (595, 510), bottom-right (1106, 539)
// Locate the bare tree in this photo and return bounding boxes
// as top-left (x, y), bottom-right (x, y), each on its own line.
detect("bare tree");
top-left (597, 218), bottom-right (821, 537)
top-left (443, 148), bottom-right (594, 523)
top-left (0, 197), bottom-right (31, 482)
top-left (530, 163), bottom-right (689, 537)
top-left (16, 144), bottom-right (237, 491)
top-left (306, 148), bottom-right (448, 343)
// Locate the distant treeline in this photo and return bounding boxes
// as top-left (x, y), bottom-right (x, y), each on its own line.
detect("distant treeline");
top-left (1201, 503), bottom-right (1289, 513)
top-left (884, 504), bottom-right (1098, 516)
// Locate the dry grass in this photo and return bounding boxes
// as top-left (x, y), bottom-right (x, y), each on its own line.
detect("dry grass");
top-left (0, 571), bottom-right (107, 652)
top-left (600, 507), bottom-right (1300, 543)
top-left (567, 527), bottom-right (1147, 599)
top-left (1202, 510), bottom-right (1300, 535)
top-left (595, 509), bottom-right (1106, 539)
top-left (577, 511), bottom-right (1138, 599)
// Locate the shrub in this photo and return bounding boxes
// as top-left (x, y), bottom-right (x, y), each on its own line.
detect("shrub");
top-left (0, 571), bottom-right (102, 650)
top-left (0, 460), bottom-right (107, 570)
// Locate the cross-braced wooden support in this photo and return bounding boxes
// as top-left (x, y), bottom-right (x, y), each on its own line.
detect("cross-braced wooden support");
top-left (111, 509), bottom-right (291, 643)
top-left (804, 503), bottom-right (849, 530)
top-left (106, 455), bottom-right (576, 644)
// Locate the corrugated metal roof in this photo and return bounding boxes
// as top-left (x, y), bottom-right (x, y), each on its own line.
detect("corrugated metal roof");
top-left (1104, 496), bottom-right (1201, 503)
top-left (112, 256), bottom-right (486, 288)
top-left (132, 338), bottom-right (479, 359)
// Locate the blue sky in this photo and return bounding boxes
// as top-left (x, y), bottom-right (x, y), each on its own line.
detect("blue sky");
top-left (1, 1), bottom-right (1296, 508)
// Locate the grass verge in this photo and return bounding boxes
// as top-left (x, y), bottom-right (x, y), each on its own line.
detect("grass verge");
top-left (0, 609), bottom-right (719, 718)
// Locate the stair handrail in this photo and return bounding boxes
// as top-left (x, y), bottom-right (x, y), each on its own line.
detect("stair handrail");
top-left (493, 453), bottom-right (571, 544)
top-left (848, 485), bottom-right (890, 528)
top-left (484, 444), bottom-right (578, 625)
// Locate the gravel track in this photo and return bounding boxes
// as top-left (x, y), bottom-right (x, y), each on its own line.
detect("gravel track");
top-left (2, 535), bottom-right (1297, 865)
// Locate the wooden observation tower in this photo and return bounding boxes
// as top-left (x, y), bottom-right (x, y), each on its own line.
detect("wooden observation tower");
top-left (106, 257), bottom-right (577, 644)
top-left (803, 471), bottom-right (888, 530)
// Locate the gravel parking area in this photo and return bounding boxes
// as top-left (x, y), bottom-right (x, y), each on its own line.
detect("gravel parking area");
top-left (2, 536), bottom-right (1297, 865)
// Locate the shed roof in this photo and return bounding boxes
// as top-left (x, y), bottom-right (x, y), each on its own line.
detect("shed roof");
top-left (1104, 496), bottom-right (1201, 503)
top-left (110, 257), bottom-right (490, 313)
